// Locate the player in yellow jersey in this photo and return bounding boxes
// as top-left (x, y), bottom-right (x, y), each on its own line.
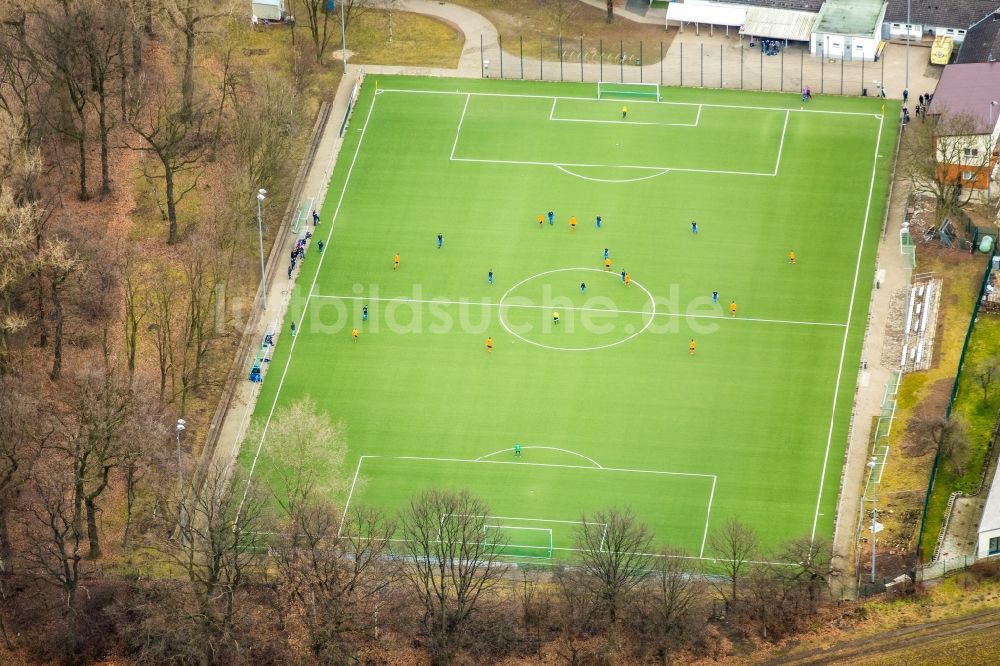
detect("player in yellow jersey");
top-left (689, 338), bottom-right (696, 355)
top-left (622, 104), bottom-right (628, 119)
top-left (624, 272), bottom-right (631, 287)
top-left (730, 301), bottom-right (737, 317)
top-left (393, 252), bottom-right (400, 270)
top-left (789, 250), bottom-right (796, 264)
top-left (485, 337), bottom-right (493, 352)
top-left (537, 214), bottom-right (544, 227)
top-left (604, 258), bottom-right (612, 271)
top-left (352, 328), bottom-right (359, 342)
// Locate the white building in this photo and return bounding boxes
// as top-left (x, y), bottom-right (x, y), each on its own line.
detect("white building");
top-left (252, 0), bottom-right (286, 21)
top-left (977, 459), bottom-right (1000, 558)
top-left (811, 0), bottom-right (887, 61)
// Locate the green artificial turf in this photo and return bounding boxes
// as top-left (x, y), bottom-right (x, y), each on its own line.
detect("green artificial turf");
top-left (243, 77), bottom-right (898, 562)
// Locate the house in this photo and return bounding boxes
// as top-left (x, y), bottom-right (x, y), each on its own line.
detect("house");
top-left (884, 0), bottom-right (1000, 43)
top-left (956, 8), bottom-right (1000, 63)
top-left (926, 62), bottom-right (1000, 194)
top-left (977, 455), bottom-right (1000, 558)
top-left (666, 0), bottom-right (819, 43)
top-left (252, 0), bottom-right (286, 21)
top-left (811, 0), bottom-right (887, 60)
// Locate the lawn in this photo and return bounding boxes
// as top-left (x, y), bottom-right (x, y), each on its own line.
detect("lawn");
top-left (241, 76), bottom-right (896, 562)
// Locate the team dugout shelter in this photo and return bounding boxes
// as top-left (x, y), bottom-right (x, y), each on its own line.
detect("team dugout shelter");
top-left (665, 0), bottom-right (820, 49)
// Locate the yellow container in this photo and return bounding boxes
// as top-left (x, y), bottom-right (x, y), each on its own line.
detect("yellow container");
top-left (931, 35), bottom-right (954, 65)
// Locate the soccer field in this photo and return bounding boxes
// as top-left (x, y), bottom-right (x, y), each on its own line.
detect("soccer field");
top-left (243, 76), bottom-right (897, 562)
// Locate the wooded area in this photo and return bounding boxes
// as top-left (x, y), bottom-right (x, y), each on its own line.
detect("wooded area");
top-left (0, 1), bottom-right (852, 663)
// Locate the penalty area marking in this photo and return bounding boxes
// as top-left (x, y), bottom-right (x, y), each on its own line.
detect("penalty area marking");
top-left (497, 267), bottom-right (657, 352)
top-left (338, 453), bottom-right (717, 557)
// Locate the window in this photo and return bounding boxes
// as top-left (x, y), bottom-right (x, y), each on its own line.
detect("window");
top-left (962, 170), bottom-right (978, 182)
top-left (991, 536), bottom-right (1000, 555)
top-left (964, 148), bottom-right (980, 158)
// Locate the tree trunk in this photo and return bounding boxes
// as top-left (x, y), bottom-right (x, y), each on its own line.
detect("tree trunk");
top-left (50, 281), bottom-right (64, 380)
top-left (0, 506), bottom-right (11, 571)
top-left (181, 24), bottom-right (195, 119)
top-left (122, 464), bottom-right (136, 548)
top-left (85, 497), bottom-right (101, 558)
top-left (164, 161), bottom-right (178, 244)
top-left (98, 94), bottom-right (111, 196)
top-left (76, 128), bottom-right (89, 202)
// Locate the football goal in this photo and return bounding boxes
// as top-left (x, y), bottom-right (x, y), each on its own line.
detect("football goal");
top-left (486, 524), bottom-right (554, 559)
top-left (597, 81), bottom-right (661, 101)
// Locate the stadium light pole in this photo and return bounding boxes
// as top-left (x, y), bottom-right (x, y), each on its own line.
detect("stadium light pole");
top-left (175, 419), bottom-right (186, 537)
top-left (339, 0), bottom-right (347, 74)
top-left (904, 0), bottom-right (910, 93)
top-left (256, 189), bottom-right (268, 310)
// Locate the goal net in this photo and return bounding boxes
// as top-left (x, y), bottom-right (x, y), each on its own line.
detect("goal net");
top-left (597, 81), bottom-right (661, 101)
top-left (485, 525), bottom-right (554, 559)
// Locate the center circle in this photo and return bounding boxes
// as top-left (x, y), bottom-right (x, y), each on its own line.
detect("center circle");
top-left (497, 268), bottom-right (657, 351)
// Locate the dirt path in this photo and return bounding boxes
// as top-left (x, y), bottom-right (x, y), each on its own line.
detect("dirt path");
top-left (760, 607), bottom-right (1000, 665)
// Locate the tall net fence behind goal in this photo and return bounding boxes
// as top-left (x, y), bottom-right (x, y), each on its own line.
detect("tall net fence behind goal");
top-left (597, 81), bottom-right (661, 101)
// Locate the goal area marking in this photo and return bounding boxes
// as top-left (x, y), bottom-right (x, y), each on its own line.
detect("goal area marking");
top-left (597, 81), bottom-right (661, 102)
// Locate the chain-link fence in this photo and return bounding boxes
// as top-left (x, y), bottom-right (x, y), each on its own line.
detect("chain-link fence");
top-left (481, 36), bottom-right (893, 97)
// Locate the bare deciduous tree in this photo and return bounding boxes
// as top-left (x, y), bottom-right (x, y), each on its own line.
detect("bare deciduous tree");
top-left (976, 357), bottom-right (1000, 406)
top-left (162, 0), bottom-right (228, 119)
top-left (400, 489), bottom-right (508, 664)
top-left (38, 238), bottom-right (80, 380)
top-left (708, 517), bottom-right (758, 608)
top-left (575, 507), bottom-right (653, 630)
top-left (125, 76), bottom-right (207, 244)
top-left (0, 190), bottom-right (40, 368)
top-left (900, 110), bottom-right (993, 223)
top-left (175, 465), bottom-right (267, 639)
top-left (636, 549), bottom-right (702, 663)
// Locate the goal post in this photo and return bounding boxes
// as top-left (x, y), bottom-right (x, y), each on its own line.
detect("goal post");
top-left (597, 81), bottom-right (661, 102)
top-left (485, 525), bottom-right (554, 559)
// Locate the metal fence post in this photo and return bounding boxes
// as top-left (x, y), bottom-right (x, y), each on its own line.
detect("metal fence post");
top-left (481, 34), bottom-right (484, 77)
top-left (581, 37), bottom-right (584, 82)
top-left (760, 44), bottom-right (763, 89)
top-left (841, 53), bottom-right (845, 96)
top-left (800, 49), bottom-right (803, 91)
top-left (821, 55), bottom-right (824, 94)
top-left (640, 41), bottom-right (643, 83)
top-left (520, 36), bottom-right (524, 79)
top-left (499, 35), bottom-right (503, 79)
top-left (780, 47), bottom-right (784, 91)
top-left (701, 43), bottom-right (704, 87)
top-left (559, 36), bottom-right (563, 81)
top-left (600, 39), bottom-right (603, 81)
top-left (861, 56), bottom-right (864, 95)
top-left (720, 44), bottom-right (723, 87)
top-left (620, 40), bottom-right (624, 82)
top-left (680, 42), bottom-right (684, 87)
top-left (660, 41), bottom-right (663, 85)
top-left (740, 42), bottom-right (743, 88)
top-left (540, 37), bottom-right (543, 80)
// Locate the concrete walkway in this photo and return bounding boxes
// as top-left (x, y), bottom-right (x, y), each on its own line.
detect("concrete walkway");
top-left (212, 2), bottom-right (926, 593)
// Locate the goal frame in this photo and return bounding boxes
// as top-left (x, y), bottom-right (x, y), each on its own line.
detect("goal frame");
top-left (597, 81), bottom-right (661, 102)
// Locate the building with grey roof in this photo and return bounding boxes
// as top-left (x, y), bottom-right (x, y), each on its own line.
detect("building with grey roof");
top-left (956, 8), bottom-right (1000, 62)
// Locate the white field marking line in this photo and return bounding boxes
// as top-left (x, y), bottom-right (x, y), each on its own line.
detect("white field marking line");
top-left (549, 97), bottom-right (556, 120)
top-left (310, 293), bottom-right (847, 328)
top-left (452, 155), bottom-right (776, 178)
top-left (484, 525), bottom-right (552, 532)
top-left (375, 537), bottom-right (800, 566)
top-left (553, 164), bottom-right (672, 183)
top-left (449, 93), bottom-right (471, 161)
top-left (452, 513), bottom-right (607, 527)
top-left (379, 454), bottom-right (717, 479)
top-left (695, 104), bottom-right (703, 126)
top-left (476, 446), bottom-right (604, 468)
top-left (375, 87), bottom-right (879, 117)
top-left (772, 109), bottom-right (790, 176)
top-left (240, 88), bottom-right (381, 518)
top-left (599, 523), bottom-right (609, 553)
top-left (699, 475), bottom-right (717, 558)
top-left (810, 110), bottom-right (885, 544)
top-left (337, 455), bottom-right (368, 537)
